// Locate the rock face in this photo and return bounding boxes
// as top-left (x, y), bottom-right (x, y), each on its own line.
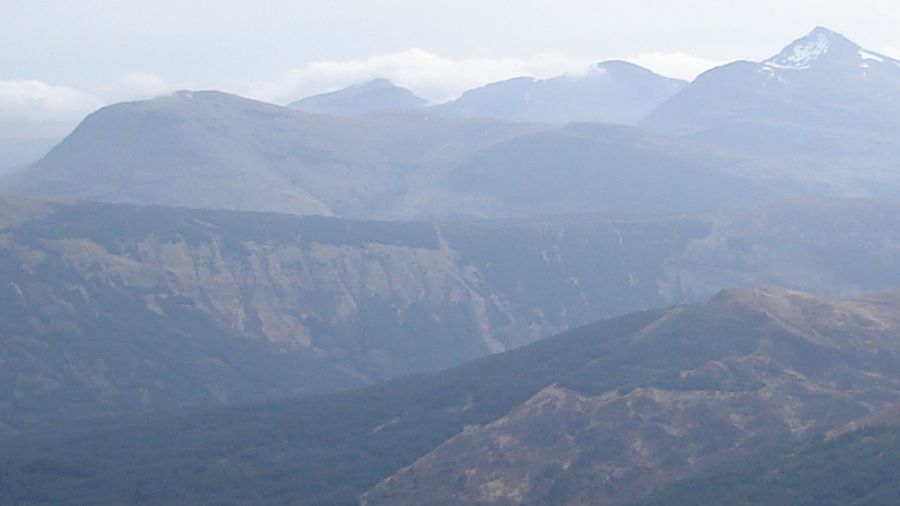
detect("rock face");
top-left (362, 288), bottom-right (900, 505)
top-left (436, 61), bottom-right (686, 125)
top-left (642, 27), bottom-right (900, 193)
top-left (5, 196), bottom-right (900, 429)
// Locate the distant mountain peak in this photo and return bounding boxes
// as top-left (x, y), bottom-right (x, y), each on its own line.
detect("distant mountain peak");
top-left (288, 78), bottom-right (427, 116)
top-left (168, 89), bottom-right (248, 103)
top-left (763, 26), bottom-right (898, 71)
top-left (808, 25), bottom-right (845, 38)
top-left (355, 78), bottom-right (397, 88)
top-left (596, 59), bottom-right (653, 72)
top-left (765, 28), bottom-right (841, 69)
top-left (435, 61), bottom-right (685, 125)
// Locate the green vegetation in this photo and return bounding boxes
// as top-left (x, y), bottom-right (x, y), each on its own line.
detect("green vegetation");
top-left (0, 284), bottom-right (823, 506)
top-left (633, 427), bottom-right (900, 506)
top-left (0, 303), bottom-right (766, 505)
top-left (1, 259), bottom-right (899, 504)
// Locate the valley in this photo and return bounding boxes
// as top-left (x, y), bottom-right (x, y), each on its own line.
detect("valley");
top-left (3, 19), bottom-right (900, 506)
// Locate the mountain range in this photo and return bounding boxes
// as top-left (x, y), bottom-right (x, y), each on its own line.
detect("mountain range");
top-left (2, 25), bottom-right (900, 506)
top-left (288, 78), bottom-right (429, 116)
top-left (0, 91), bottom-right (797, 219)
top-left (5, 28), bottom-right (900, 219)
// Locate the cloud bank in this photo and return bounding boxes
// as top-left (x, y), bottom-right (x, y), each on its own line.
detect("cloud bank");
top-left (0, 48), bottom-right (717, 145)
top-left (626, 52), bottom-right (723, 81)
top-left (0, 80), bottom-right (102, 137)
top-left (241, 49), bottom-right (597, 104)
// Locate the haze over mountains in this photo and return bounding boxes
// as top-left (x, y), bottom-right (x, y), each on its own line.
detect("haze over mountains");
top-left (0, 137), bottom-right (57, 175)
top-left (434, 60), bottom-right (686, 125)
top-left (4, 25), bottom-right (900, 506)
top-left (0, 91), bottom-right (797, 219)
top-left (4, 28), bottom-right (900, 220)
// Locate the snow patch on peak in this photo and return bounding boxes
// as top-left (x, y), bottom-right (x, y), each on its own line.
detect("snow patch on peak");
top-left (766, 31), bottom-right (831, 69)
top-left (859, 50), bottom-right (884, 63)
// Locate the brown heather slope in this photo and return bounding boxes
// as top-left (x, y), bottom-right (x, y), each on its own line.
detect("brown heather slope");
top-left (362, 288), bottom-right (900, 506)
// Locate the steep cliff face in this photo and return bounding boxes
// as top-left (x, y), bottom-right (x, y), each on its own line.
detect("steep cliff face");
top-left (0, 197), bottom-right (701, 428)
top-left (4, 196), bottom-right (900, 429)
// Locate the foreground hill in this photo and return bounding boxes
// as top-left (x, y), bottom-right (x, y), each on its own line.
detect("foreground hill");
top-left (436, 60), bottom-right (686, 125)
top-left (643, 27), bottom-right (900, 193)
top-left (634, 425), bottom-right (900, 506)
top-left (0, 90), bottom-right (803, 219)
top-left (5, 288), bottom-right (900, 505)
top-left (4, 195), bottom-right (900, 429)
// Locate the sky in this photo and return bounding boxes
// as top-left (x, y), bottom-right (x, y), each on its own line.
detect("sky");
top-left (3, 0), bottom-right (900, 139)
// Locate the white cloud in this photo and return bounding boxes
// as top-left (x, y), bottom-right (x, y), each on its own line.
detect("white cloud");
top-left (240, 48), bottom-right (594, 104)
top-left (0, 80), bottom-right (102, 137)
top-left (624, 52), bottom-right (722, 81)
top-left (95, 73), bottom-right (181, 103)
top-left (239, 48), bottom-right (723, 104)
top-left (0, 48), bottom-right (721, 142)
top-left (0, 74), bottom-right (186, 139)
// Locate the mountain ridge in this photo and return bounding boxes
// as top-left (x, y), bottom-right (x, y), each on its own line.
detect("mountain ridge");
top-left (289, 78), bottom-right (428, 116)
top-left (0, 90), bottom-right (806, 219)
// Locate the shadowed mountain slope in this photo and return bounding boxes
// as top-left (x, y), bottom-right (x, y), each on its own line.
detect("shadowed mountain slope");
top-left (0, 89), bottom-right (808, 219)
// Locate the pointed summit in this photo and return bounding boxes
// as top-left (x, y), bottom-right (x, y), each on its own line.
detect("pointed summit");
top-left (766, 27), bottom-right (838, 69)
top-left (288, 79), bottom-right (427, 117)
top-left (763, 26), bottom-right (893, 70)
top-left (808, 25), bottom-right (846, 38)
top-left (642, 27), bottom-right (900, 190)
